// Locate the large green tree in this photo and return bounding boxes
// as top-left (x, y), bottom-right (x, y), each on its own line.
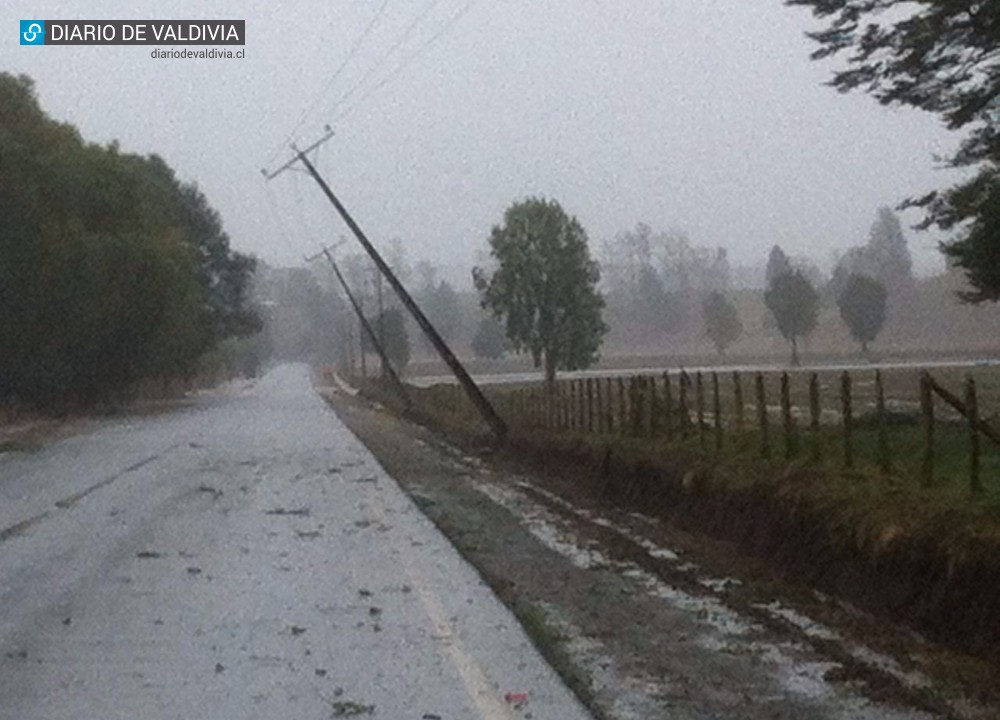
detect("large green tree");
top-left (837, 274), bottom-right (887, 354)
top-left (765, 245), bottom-right (793, 290)
top-left (765, 270), bottom-right (820, 366)
top-left (0, 72), bottom-right (258, 407)
top-left (473, 198), bottom-right (607, 388)
top-left (788, 0), bottom-right (1000, 302)
top-left (702, 292), bottom-right (743, 356)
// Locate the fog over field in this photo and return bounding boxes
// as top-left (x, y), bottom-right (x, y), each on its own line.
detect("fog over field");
top-left (2, 0), bottom-right (961, 285)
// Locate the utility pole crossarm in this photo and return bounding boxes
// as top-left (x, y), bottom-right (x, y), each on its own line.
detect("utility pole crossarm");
top-left (269, 137), bottom-right (507, 441)
top-left (262, 129), bottom-right (336, 181)
top-left (297, 152), bottom-right (507, 441)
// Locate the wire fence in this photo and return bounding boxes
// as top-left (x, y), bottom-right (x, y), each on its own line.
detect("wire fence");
top-left (412, 366), bottom-right (1000, 499)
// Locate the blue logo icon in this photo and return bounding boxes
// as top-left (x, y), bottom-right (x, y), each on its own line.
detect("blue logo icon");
top-left (20, 20), bottom-right (45, 45)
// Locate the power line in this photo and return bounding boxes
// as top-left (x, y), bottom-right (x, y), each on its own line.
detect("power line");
top-left (265, 137), bottom-right (508, 441)
top-left (265, 0), bottom-right (392, 166)
top-left (324, 0), bottom-right (447, 118)
top-left (263, 181), bottom-right (299, 259)
top-left (333, 0), bottom-right (481, 121)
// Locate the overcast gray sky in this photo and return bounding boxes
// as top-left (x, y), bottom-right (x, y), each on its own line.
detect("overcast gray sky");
top-left (4, 1), bottom-right (962, 285)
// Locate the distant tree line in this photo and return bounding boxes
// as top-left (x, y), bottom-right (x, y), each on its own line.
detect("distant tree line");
top-left (788, 0), bottom-right (1000, 304)
top-left (0, 73), bottom-right (259, 408)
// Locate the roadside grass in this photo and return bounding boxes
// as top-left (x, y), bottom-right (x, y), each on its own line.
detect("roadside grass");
top-left (407, 363), bottom-right (1000, 511)
top-left (347, 369), bottom-right (1000, 661)
top-left (398, 372), bottom-right (1000, 576)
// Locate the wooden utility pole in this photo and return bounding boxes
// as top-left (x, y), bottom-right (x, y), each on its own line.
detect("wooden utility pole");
top-left (266, 131), bottom-right (507, 441)
top-left (374, 262), bottom-right (386, 376)
top-left (311, 247), bottom-right (411, 410)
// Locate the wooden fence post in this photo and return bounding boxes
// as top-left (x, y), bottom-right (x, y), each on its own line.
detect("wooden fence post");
top-left (643, 376), bottom-right (655, 438)
top-left (733, 372), bottom-right (745, 445)
top-left (630, 376), bottom-right (642, 436)
top-left (604, 377), bottom-right (614, 434)
top-left (696, 372), bottom-right (706, 449)
top-left (809, 373), bottom-right (821, 462)
top-left (555, 381), bottom-right (563, 430)
top-left (841, 371), bottom-right (853, 469)
top-left (781, 371), bottom-right (796, 460)
top-left (875, 370), bottom-right (891, 474)
top-left (574, 379), bottom-right (583, 431)
top-left (594, 378), bottom-right (604, 434)
top-left (920, 372), bottom-right (934, 487)
top-left (567, 380), bottom-right (575, 431)
top-left (663, 372), bottom-right (674, 442)
top-left (967, 376), bottom-right (981, 495)
top-left (617, 377), bottom-right (628, 435)
top-left (586, 378), bottom-right (594, 434)
top-left (563, 380), bottom-right (576, 430)
top-left (648, 375), bottom-right (659, 437)
top-left (756, 372), bottom-right (769, 459)
top-left (566, 380), bottom-right (573, 431)
top-left (566, 380), bottom-right (574, 431)
top-left (713, 372), bottom-right (722, 452)
top-left (679, 372), bottom-right (691, 439)
top-left (550, 383), bottom-right (557, 430)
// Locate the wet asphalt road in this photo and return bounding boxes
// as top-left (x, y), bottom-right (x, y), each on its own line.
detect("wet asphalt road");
top-left (0, 365), bottom-right (591, 720)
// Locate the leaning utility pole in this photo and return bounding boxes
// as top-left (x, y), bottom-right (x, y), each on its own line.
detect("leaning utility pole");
top-left (373, 262), bottom-right (386, 376)
top-left (306, 246), bottom-right (411, 411)
top-left (265, 130), bottom-right (507, 441)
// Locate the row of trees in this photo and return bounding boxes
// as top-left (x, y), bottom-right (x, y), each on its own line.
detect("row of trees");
top-left (332, 185), bottom-right (990, 387)
top-left (466, 200), bottom-right (929, 382)
top-left (601, 223), bottom-right (733, 347)
top-left (336, 201), bottom-right (973, 385)
top-left (762, 206), bottom-right (916, 364)
top-left (788, 0), bottom-right (1000, 303)
top-left (0, 73), bottom-right (259, 407)
top-left (332, 0), bottom-right (1000, 388)
top-left (320, 1), bottom-right (1000, 383)
top-left (323, 244), bottom-right (511, 372)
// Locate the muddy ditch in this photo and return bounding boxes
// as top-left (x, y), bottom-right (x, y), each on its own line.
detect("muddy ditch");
top-left (356, 378), bottom-right (1000, 666)
top-left (503, 434), bottom-right (1000, 666)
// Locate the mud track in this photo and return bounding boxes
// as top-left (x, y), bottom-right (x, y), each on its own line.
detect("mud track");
top-left (322, 382), bottom-right (1000, 720)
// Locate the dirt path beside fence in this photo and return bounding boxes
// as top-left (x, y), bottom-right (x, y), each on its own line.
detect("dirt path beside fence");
top-left (320, 382), bottom-right (1000, 720)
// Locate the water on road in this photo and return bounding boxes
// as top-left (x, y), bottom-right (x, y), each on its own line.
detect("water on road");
top-left (0, 365), bottom-right (591, 720)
